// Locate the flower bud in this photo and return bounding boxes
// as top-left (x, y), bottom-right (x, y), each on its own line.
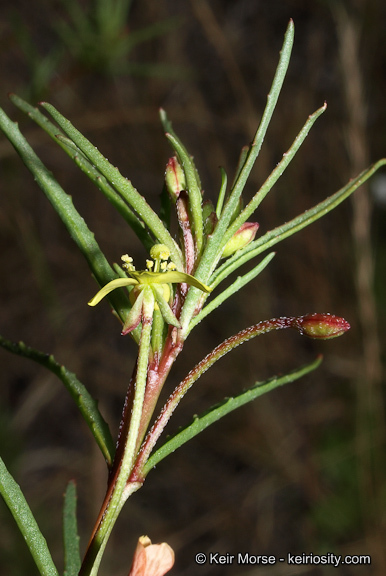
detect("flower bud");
top-left (221, 222), bottom-right (259, 258)
top-left (294, 313), bottom-right (350, 339)
top-left (165, 156), bottom-right (185, 202)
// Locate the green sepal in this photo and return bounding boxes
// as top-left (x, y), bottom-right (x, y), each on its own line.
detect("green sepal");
top-left (152, 284), bottom-right (180, 328)
top-left (122, 290), bottom-right (145, 335)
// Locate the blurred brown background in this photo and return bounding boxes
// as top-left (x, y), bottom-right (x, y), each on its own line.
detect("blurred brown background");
top-left (0, 0), bottom-right (385, 574)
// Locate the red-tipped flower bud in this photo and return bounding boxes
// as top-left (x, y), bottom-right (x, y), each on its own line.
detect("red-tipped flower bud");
top-left (165, 156), bottom-right (185, 202)
top-left (222, 222), bottom-right (259, 258)
top-left (294, 313), bottom-right (350, 339)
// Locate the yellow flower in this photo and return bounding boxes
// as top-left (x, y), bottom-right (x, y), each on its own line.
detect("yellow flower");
top-left (88, 244), bottom-right (211, 334)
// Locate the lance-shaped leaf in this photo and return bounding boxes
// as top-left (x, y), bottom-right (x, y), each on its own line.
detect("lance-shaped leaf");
top-left (0, 336), bottom-right (115, 466)
top-left (0, 456), bottom-right (59, 576)
top-left (9, 94), bottom-right (154, 251)
top-left (40, 102), bottom-right (183, 269)
top-left (212, 158), bottom-right (386, 287)
top-left (142, 356), bottom-right (322, 476)
top-left (133, 314), bottom-right (348, 478)
top-left (63, 481), bottom-right (81, 576)
top-left (178, 20), bottom-right (295, 332)
top-left (221, 103), bottom-right (327, 247)
top-left (0, 106), bottom-right (131, 324)
top-left (188, 252), bottom-right (276, 333)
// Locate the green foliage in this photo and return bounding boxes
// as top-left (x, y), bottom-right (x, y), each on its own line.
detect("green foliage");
top-left (56, 0), bottom-right (180, 75)
top-left (0, 457), bottom-right (59, 576)
top-left (0, 19), bottom-right (384, 576)
top-left (63, 481), bottom-right (81, 576)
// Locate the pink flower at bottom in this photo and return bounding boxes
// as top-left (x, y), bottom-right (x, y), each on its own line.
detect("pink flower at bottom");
top-left (128, 535), bottom-right (175, 576)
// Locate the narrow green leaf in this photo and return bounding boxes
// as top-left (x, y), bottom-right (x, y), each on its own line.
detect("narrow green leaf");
top-left (230, 145), bottom-right (249, 190)
top-left (0, 105), bottom-right (131, 324)
top-left (204, 19), bottom-right (295, 265)
top-left (143, 356), bottom-right (322, 475)
top-left (63, 481), bottom-right (81, 576)
top-left (9, 94), bottom-right (154, 251)
top-left (40, 102), bottom-right (183, 269)
top-left (0, 336), bottom-right (115, 466)
top-left (188, 252), bottom-right (276, 334)
top-left (178, 20), bottom-right (295, 333)
top-left (222, 103), bottom-right (327, 246)
top-left (0, 456), bottom-right (59, 576)
top-left (215, 167), bottom-right (228, 218)
top-left (212, 158), bottom-right (386, 284)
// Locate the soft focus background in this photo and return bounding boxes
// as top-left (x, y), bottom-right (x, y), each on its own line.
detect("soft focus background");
top-left (0, 0), bottom-right (385, 575)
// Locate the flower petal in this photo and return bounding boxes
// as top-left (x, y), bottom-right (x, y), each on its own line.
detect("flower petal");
top-left (88, 278), bottom-right (137, 306)
top-left (133, 270), bottom-right (212, 293)
top-left (128, 535), bottom-right (175, 576)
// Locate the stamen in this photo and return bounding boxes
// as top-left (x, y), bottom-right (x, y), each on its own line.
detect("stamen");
top-left (121, 254), bottom-right (135, 271)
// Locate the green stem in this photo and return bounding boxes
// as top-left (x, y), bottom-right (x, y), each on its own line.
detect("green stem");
top-left (80, 290), bottom-right (154, 576)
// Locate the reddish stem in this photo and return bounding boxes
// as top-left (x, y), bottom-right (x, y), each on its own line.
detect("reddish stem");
top-left (130, 313), bottom-right (350, 482)
top-left (130, 317), bottom-right (294, 482)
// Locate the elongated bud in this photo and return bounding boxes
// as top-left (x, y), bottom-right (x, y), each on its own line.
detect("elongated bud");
top-left (165, 156), bottom-right (185, 202)
top-left (222, 222), bottom-right (259, 258)
top-left (294, 313), bottom-right (350, 339)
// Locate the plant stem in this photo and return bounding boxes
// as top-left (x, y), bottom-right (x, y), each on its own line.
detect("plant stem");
top-left (80, 291), bottom-right (154, 576)
top-left (132, 316), bottom-right (306, 479)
